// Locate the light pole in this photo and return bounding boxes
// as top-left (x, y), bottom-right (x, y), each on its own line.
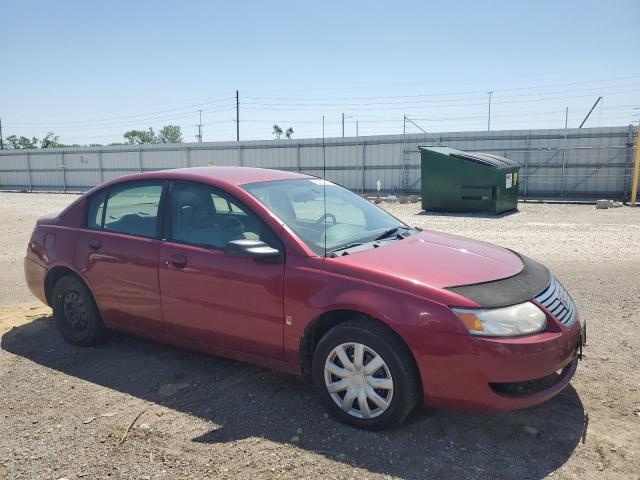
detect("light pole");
top-left (343, 115), bottom-right (355, 137)
top-left (487, 91), bottom-right (493, 131)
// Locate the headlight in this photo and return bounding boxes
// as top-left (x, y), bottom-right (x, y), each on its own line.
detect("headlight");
top-left (452, 302), bottom-right (547, 337)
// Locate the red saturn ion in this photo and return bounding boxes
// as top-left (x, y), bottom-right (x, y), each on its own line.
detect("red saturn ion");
top-left (24, 167), bottom-right (585, 429)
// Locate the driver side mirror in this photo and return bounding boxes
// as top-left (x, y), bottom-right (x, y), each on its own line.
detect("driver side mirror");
top-left (224, 239), bottom-right (283, 263)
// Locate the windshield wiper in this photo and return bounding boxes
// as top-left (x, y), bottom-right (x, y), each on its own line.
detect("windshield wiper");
top-left (326, 243), bottom-right (364, 257)
top-left (327, 226), bottom-right (417, 257)
top-left (374, 226), bottom-right (412, 241)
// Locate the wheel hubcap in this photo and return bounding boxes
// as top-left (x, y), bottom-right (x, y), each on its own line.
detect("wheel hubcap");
top-left (324, 342), bottom-right (394, 419)
top-left (62, 291), bottom-right (88, 331)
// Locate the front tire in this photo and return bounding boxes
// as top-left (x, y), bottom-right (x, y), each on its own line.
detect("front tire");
top-left (51, 275), bottom-right (108, 346)
top-left (312, 319), bottom-right (420, 430)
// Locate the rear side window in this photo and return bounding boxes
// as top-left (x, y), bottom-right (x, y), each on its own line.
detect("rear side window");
top-left (86, 182), bottom-right (163, 238)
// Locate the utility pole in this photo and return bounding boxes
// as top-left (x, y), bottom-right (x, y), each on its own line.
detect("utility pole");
top-left (322, 115), bottom-right (325, 139)
top-left (0, 118), bottom-right (3, 150)
top-left (196, 110), bottom-right (203, 142)
top-left (342, 113), bottom-right (345, 137)
top-left (561, 107), bottom-right (569, 196)
top-left (356, 121), bottom-right (359, 137)
top-left (631, 120), bottom-right (640, 205)
top-left (236, 90), bottom-right (240, 141)
top-left (487, 91), bottom-right (493, 131)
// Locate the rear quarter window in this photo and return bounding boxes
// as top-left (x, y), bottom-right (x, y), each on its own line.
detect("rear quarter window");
top-left (86, 190), bottom-right (107, 230)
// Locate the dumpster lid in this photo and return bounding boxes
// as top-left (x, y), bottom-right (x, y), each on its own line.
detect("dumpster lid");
top-left (419, 146), bottom-right (518, 169)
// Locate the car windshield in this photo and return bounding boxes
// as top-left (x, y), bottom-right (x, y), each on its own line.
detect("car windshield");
top-left (242, 178), bottom-right (408, 256)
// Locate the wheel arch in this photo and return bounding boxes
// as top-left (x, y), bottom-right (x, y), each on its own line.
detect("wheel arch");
top-left (44, 265), bottom-right (95, 308)
top-left (299, 309), bottom-right (421, 389)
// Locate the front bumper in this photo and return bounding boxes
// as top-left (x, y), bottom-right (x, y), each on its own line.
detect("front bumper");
top-left (404, 315), bottom-right (584, 410)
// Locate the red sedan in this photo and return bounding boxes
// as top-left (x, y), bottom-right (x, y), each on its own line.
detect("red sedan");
top-left (24, 167), bottom-right (585, 429)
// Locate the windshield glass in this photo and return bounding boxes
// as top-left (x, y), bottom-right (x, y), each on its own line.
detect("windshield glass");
top-left (242, 178), bottom-right (406, 256)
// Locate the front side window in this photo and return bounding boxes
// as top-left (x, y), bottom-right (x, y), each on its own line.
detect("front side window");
top-left (243, 178), bottom-right (406, 256)
top-left (87, 182), bottom-right (163, 237)
top-left (169, 182), bottom-right (278, 250)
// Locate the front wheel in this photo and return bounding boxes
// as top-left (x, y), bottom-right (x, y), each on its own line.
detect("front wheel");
top-left (312, 319), bottom-right (420, 430)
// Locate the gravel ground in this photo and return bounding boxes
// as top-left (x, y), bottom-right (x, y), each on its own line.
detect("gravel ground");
top-left (0, 192), bottom-right (639, 479)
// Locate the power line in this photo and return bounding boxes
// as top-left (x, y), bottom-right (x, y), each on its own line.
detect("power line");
top-left (241, 84), bottom-right (639, 108)
top-left (5, 105), bottom-right (237, 130)
top-left (243, 75), bottom-right (640, 101)
top-left (5, 96), bottom-right (235, 128)
top-left (242, 71), bottom-right (640, 94)
top-left (240, 88), bottom-right (639, 112)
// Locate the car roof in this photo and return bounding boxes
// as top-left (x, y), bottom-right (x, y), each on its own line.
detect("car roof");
top-left (106, 166), bottom-right (314, 188)
top-left (170, 166), bottom-right (312, 185)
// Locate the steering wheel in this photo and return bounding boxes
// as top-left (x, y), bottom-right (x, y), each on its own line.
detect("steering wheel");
top-left (220, 216), bottom-right (245, 237)
top-left (316, 213), bottom-right (337, 225)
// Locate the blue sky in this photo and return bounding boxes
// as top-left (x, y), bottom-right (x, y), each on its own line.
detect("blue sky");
top-left (1, 0), bottom-right (639, 144)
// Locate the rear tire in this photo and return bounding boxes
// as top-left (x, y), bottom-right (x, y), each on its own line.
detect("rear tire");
top-left (312, 318), bottom-right (420, 430)
top-left (51, 275), bottom-right (108, 346)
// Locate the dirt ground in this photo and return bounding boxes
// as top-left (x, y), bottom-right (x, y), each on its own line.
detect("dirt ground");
top-left (0, 191), bottom-right (639, 480)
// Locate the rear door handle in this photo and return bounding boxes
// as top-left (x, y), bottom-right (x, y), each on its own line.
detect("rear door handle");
top-left (89, 239), bottom-right (102, 250)
top-left (168, 254), bottom-right (187, 268)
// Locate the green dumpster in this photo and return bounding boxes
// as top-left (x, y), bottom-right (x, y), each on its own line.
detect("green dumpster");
top-left (419, 146), bottom-right (520, 214)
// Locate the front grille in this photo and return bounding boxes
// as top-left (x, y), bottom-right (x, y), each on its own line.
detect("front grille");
top-left (534, 277), bottom-right (577, 326)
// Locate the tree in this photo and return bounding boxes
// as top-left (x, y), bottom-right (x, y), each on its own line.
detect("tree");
top-left (157, 125), bottom-right (183, 144)
top-left (123, 127), bottom-right (156, 144)
top-left (272, 124), bottom-right (283, 140)
top-left (40, 132), bottom-right (63, 149)
top-left (285, 127), bottom-right (294, 139)
top-left (6, 135), bottom-right (39, 149)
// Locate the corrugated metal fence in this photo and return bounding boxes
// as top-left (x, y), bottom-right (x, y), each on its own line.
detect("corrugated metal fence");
top-left (0, 126), bottom-right (636, 200)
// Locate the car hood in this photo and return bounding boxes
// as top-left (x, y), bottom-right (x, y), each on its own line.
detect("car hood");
top-left (332, 230), bottom-right (523, 289)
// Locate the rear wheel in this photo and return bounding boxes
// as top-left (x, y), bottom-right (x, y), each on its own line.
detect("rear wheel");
top-left (312, 319), bottom-right (420, 430)
top-left (51, 275), bottom-right (108, 346)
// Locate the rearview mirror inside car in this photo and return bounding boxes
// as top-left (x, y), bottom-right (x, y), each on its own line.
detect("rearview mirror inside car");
top-left (292, 191), bottom-right (317, 202)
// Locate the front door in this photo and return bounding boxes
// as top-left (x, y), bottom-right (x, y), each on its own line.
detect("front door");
top-left (158, 181), bottom-right (285, 359)
top-left (73, 181), bottom-right (165, 334)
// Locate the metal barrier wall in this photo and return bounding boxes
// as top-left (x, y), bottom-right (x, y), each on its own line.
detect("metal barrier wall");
top-left (0, 126), bottom-right (636, 200)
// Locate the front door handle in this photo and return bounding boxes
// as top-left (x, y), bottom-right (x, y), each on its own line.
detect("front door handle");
top-left (168, 254), bottom-right (187, 268)
top-left (89, 239), bottom-right (102, 250)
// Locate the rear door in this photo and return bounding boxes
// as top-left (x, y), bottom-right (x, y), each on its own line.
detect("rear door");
top-left (74, 181), bottom-right (165, 334)
top-left (158, 181), bottom-right (285, 359)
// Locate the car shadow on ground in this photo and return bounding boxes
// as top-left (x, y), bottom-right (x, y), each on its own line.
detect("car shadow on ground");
top-left (2, 315), bottom-right (587, 480)
top-left (416, 210), bottom-right (521, 220)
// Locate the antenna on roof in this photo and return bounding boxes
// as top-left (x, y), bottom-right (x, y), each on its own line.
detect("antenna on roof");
top-left (322, 115), bottom-right (327, 258)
